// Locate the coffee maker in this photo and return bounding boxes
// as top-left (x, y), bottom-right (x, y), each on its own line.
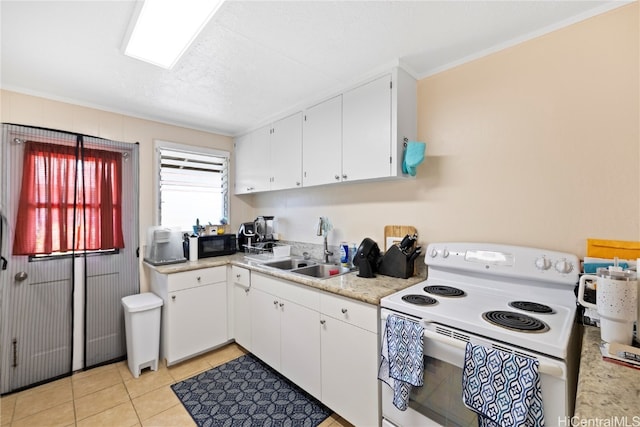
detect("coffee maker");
top-left (237, 222), bottom-right (256, 250)
top-left (237, 216), bottom-right (277, 251)
top-left (254, 216), bottom-right (275, 241)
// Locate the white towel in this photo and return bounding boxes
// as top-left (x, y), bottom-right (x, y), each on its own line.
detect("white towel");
top-left (462, 342), bottom-right (545, 427)
top-left (378, 314), bottom-right (424, 411)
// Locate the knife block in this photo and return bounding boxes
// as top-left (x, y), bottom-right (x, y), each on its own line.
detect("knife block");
top-left (378, 245), bottom-right (415, 279)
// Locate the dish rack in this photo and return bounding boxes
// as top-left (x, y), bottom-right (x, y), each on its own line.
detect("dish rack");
top-left (243, 242), bottom-right (291, 261)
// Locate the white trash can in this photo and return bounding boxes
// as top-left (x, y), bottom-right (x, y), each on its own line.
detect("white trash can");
top-left (122, 292), bottom-right (163, 378)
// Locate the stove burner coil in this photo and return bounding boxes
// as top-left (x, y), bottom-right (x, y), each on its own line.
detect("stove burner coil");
top-left (401, 294), bottom-right (438, 306)
top-left (423, 285), bottom-right (465, 297)
top-left (509, 301), bottom-right (553, 314)
top-left (482, 310), bottom-right (549, 333)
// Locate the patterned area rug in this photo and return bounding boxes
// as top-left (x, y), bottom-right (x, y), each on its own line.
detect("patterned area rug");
top-left (171, 353), bottom-right (331, 427)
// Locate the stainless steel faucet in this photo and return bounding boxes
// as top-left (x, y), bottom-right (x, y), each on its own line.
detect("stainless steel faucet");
top-left (317, 217), bottom-right (333, 263)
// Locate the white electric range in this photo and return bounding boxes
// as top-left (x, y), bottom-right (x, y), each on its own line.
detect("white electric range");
top-left (380, 242), bottom-right (581, 427)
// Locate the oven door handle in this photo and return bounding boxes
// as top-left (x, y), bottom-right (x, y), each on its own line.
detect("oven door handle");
top-left (421, 325), bottom-right (565, 378)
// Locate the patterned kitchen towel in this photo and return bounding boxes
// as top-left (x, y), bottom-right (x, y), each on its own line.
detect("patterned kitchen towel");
top-left (378, 314), bottom-right (424, 411)
top-left (462, 342), bottom-right (545, 427)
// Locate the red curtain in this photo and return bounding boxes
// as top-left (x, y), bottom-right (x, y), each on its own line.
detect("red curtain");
top-left (12, 141), bottom-right (124, 255)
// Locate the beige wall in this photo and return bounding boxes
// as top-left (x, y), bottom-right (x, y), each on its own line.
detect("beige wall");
top-left (252, 3), bottom-right (639, 257)
top-left (0, 90), bottom-right (252, 291)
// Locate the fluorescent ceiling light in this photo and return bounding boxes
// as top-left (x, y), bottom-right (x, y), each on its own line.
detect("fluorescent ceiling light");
top-left (125, 0), bottom-right (224, 69)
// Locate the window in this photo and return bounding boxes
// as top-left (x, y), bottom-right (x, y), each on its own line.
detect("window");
top-left (156, 141), bottom-right (229, 231)
top-left (13, 141), bottom-right (124, 255)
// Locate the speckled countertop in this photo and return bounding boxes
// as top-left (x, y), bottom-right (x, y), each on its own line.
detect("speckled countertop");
top-left (147, 253), bottom-right (425, 305)
top-left (574, 326), bottom-right (640, 419)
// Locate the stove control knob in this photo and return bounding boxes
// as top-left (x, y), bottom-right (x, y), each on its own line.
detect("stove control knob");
top-left (442, 249), bottom-right (450, 258)
top-left (430, 249), bottom-right (438, 258)
top-left (535, 256), bottom-right (551, 270)
top-left (554, 259), bottom-right (574, 274)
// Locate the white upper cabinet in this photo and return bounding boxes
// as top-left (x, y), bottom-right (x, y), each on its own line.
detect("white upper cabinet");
top-left (234, 129), bottom-right (270, 194)
top-left (234, 66), bottom-right (416, 193)
top-left (234, 113), bottom-right (302, 194)
top-left (342, 74), bottom-right (392, 182)
top-left (302, 95), bottom-right (342, 187)
top-left (270, 112), bottom-right (303, 191)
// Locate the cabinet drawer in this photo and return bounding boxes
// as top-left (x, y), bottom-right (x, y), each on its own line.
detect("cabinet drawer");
top-left (231, 266), bottom-right (250, 287)
top-left (320, 292), bottom-right (378, 333)
top-left (253, 273), bottom-right (319, 311)
top-left (167, 266), bottom-right (226, 292)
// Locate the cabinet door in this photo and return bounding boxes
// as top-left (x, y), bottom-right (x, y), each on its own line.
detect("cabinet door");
top-left (302, 96), bottom-right (342, 187)
top-left (234, 127), bottom-right (270, 194)
top-left (233, 283), bottom-right (251, 350)
top-left (321, 315), bottom-right (380, 427)
top-left (250, 287), bottom-right (281, 370)
top-left (270, 112), bottom-right (303, 191)
top-left (165, 282), bottom-right (227, 364)
top-left (342, 74), bottom-right (392, 182)
top-left (280, 299), bottom-right (321, 400)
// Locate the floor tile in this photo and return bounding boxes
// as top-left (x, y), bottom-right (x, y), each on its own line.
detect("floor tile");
top-left (200, 342), bottom-right (246, 368)
top-left (167, 355), bottom-right (211, 382)
top-left (131, 386), bottom-right (180, 421)
top-left (12, 378), bottom-right (73, 421)
top-left (74, 382), bottom-right (130, 421)
top-left (2, 342), bottom-right (346, 427)
top-left (117, 360), bottom-right (136, 382)
top-left (72, 365), bottom-right (123, 398)
top-left (123, 368), bottom-right (174, 399)
top-left (11, 401), bottom-right (75, 427)
top-left (141, 403), bottom-right (196, 427)
top-left (76, 401), bottom-right (139, 427)
top-left (0, 393), bottom-right (16, 425)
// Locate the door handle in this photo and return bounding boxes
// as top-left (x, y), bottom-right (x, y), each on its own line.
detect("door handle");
top-left (15, 271), bottom-right (28, 282)
top-left (1, 256), bottom-right (7, 270)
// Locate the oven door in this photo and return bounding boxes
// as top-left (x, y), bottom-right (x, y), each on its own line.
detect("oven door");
top-left (380, 310), bottom-right (569, 427)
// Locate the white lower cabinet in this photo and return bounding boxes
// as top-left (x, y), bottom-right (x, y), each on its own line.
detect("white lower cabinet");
top-left (248, 272), bottom-right (379, 426)
top-left (251, 273), bottom-right (322, 400)
top-left (149, 266), bottom-right (228, 366)
top-left (231, 266), bottom-right (251, 350)
top-left (320, 293), bottom-right (380, 427)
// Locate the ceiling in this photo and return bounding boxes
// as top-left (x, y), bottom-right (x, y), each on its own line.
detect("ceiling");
top-left (0, 1), bottom-right (626, 136)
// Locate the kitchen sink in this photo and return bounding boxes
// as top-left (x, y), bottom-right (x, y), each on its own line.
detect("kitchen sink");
top-left (291, 263), bottom-right (351, 279)
top-left (261, 258), bottom-right (317, 270)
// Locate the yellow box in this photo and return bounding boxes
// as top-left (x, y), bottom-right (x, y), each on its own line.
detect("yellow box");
top-left (586, 238), bottom-right (640, 259)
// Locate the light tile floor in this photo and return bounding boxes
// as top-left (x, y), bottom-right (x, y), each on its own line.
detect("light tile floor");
top-left (0, 343), bottom-right (354, 427)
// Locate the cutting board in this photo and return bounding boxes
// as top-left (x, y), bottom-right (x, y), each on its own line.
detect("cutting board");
top-left (384, 225), bottom-right (417, 250)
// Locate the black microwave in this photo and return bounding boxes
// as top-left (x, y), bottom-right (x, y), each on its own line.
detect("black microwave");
top-left (195, 234), bottom-right (237, 258)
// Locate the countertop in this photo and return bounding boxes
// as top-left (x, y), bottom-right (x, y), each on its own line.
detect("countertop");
top-left (145, 253), bottom-right (425, 305)
top-left (574, 326), bottom-right (640, 420)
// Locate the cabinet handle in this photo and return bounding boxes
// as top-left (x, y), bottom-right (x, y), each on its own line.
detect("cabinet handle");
top-left (334, 175), bottom-right (340, 180)
top-left (245, 288), bottom-right (250, 294)
top-left (171, 295), bottom-right (176, 301)
top-left (236, 274), bottom-right (241, 279)
top-left (342, 174), bottom-right (348, 180)
top-left (273, 300), bottom-right (278, 306)
top-left (320, 320), bottom-right (326, 325)
top-left (296, 181), bottom-right (300, 186)
top-left (279, 303), bottom-right (284, 308)
top-left (341, 308), bottom-right (348, 314)
top-left (197, 276), bottom-right (201, 282)
top-left (246, 187), bottom-right (254, 191)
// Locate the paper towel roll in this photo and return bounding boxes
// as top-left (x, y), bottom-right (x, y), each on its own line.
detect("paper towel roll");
top-left (189, 237), bottom-right (198, 261)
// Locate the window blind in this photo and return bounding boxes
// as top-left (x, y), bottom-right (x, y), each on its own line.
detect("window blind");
top-left (158, 147), bottom-right (228, 229)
